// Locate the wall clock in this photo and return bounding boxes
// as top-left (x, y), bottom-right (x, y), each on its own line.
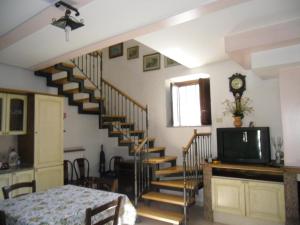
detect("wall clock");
top-left (229, 73), bottom-right (246, 98)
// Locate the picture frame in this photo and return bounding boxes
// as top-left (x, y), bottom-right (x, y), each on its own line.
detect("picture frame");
top-left (143, 53), bottom-right (160, 72)
top-left (127, 46), bottom-right (139, 60)
top-left (109, 43), bottom-right (123, 58)
top-left (164, 56), bottom-right (179, 68)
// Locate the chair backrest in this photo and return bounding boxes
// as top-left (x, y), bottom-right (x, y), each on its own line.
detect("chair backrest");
top-left (64, 160), bottom-right (74, 184)
top-left (73, 158), bottom-right (90, 181)
top-left (2, 180), bottom-right (36, 199)
top-left (85, 196), bottom-right (122, 225)
top-left (0, 210), bottom-right (6, 225)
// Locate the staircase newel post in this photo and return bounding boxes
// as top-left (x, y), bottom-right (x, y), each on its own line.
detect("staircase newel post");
top-left (99, 52), bottom-right (103, 128)
top-left (183, 147), bottom-right (187, 225)
top-left (134, 148), bottom-right (138, 207)
top-left (145, 105), bottom-right (150, 189)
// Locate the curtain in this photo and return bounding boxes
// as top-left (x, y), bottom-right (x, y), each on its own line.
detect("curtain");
top-left (199, 78), bottom-right (212, 125)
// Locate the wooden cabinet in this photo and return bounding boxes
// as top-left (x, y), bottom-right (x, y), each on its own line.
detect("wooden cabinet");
top-left (0, 173), bottom-right (12, 200)
top-left (245, 181), bottom-right (285, 223)
top-left (11, 170), bottom-right (34, 197)
top-left (34, 95), bottom-right (64, 168)
top-left (0, 93), bottom-right (27, 135)
top-left (212, 177), bottom-right (285, 223)
top-left (35, 165), bottom-right (63, 192)
top-left (212, 177), bottom-right (245, 216)
top-left (0, 170), bottom-right (34, 200)
top-left (0, 93), bottom-right (6, 135)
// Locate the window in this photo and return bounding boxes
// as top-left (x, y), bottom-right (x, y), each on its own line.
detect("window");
top-left (171, 77), bottom-right (211, 127)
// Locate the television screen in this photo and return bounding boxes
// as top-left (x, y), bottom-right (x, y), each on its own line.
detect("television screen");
top-left (217, 127), bottom-right (271, 164)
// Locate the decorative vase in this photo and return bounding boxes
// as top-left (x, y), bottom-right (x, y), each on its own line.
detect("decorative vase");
top-left (233, 116), bottom-right (242, 128)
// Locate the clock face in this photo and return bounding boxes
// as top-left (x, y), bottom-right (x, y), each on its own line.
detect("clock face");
top-left (231, 78), bottom-right (243, 90)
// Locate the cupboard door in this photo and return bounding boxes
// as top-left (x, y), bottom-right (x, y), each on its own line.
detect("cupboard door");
top-left (11, 170), bottom-right (34, 197)
top-left (35, 165), bottom-right (63, 192)
top-left (0, 174), bottom-right (12, 200)
top-left (245, 181), bottom-right (285, 223)
top-left (6, 94), bottom-right (27, 135)
top-left (0, 93), bottom-right (6, 135)
top-left (34, 95), bottom-right (63, 168)
top-left (212, 177), bottom-right (246, 216)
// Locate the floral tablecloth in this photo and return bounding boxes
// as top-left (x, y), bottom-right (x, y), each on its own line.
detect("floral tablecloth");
top-left (0, 185), bottom-right (136, 225)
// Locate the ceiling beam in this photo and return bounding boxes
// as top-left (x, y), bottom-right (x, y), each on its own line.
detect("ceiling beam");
top-left (31, 0), bottom-right (250, 71)
top-left (225, 18), bottom-right (300, 69)
top-left (0, 0), bottom-right (95, 51)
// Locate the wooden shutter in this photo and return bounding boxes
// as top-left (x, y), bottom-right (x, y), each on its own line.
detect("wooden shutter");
top-left (199, 78), bottom-right (212, 125)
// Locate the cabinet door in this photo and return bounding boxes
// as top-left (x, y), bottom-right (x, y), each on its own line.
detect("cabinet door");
top-left (0, 174), bottom-right (12, 200)
top-left (34, 95), bottom-right (64, 168)
top-left (35, 165), bottom-right (63, 192)
top-left (245, 181), bottom-right (285, 223)
top-left (0, 93), bottom-right (6, 135)
top-left (212, 177), bottom-right (246, 216)
top-left (11, 170), bottom-right (34, 197)
top-left (6, 94), bottom-right (27, 135)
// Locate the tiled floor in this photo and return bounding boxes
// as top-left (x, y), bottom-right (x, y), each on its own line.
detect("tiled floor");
top-left (137, 205), bottom-right (227, 225)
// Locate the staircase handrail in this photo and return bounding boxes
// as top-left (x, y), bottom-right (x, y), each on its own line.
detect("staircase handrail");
top-left (182, 129), bottom-right (211, 225)
top-left (102, 78), bottom-right (147, 111)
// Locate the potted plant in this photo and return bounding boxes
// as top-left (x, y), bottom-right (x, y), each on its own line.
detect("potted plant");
top-left (223, 96), bottom-right (254, 127)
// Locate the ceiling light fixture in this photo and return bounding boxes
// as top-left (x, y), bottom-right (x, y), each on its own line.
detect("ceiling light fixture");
top-left (51, 1), bottom-right (84, 42)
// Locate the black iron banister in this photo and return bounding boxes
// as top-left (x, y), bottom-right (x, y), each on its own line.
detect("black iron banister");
top-left (182, 130), bottom-right (211, 225)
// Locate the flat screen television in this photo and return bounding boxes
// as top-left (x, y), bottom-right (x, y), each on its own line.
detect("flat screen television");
top-left (217, 127), bottom-right (271, 164)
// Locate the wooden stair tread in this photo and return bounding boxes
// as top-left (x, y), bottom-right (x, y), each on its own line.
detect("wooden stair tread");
top-left (73, 73), bottom-right (86, 80)
top-left (137, 206), bottom-right (183, 225)
top-left (111, 130), bottom-right (144, 135)
top-left (155, 166), bottom-right (184, 176)
top-left (52, 77), bottom-right (69, 84)
top-left (110, 122), bottom-right (134, 127)
top-left (151, 179), bottom-right (199, 189)
top-left (144, 156), bottom-right (177, 164)
top-left (102, 115), bottom-right (126, 119)
top-left (73, 97), bottom-right (90, 103)
top-left (85, 85), bottom-right (97, 91)
top-left (142, 192), bottom-right (190, 206)
top-left (134, 146), bottom-right (165, 153)
top-left (40, 66), bottom-right (61, 74)
top-left (61, 62), bottom-right (75, 69)
top-left (83, 107), bottom-right (99, 112)
top-left (120, 137), bottom-right (155, 144)
top-left (64, 88), bottom-right (79, 94)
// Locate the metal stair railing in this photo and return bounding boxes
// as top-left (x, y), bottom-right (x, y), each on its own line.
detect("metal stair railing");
top-left (71, 50), bottom-right (150, 208)
top-left (182, 129), bottom-right (211, 225)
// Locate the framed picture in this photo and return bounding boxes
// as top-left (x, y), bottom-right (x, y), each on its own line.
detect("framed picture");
top-left (109, 43), bottom-right (123, 58)
top-left (127, 46), bottom-right (139, 60)
top-left (164, 56), bottom-right (179, 68)
top-left (143, 53), bottom-right (160, 72)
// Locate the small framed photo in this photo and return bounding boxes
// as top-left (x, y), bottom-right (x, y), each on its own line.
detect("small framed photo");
top-left (127, 46), bottom-right (139, 60)
top-left (164, 56), bottom-right (179, 68)
top-left (109, 43), bottom-right (123, 59)
top-left (143, 53), bottom-right (160, 72)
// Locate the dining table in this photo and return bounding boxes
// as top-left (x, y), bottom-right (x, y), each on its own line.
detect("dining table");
top-left (0, 185), bottom-right (136, 225)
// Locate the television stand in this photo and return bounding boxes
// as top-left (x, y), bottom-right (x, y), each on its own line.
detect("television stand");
top-left (203, 163), bottom-right (286, 225)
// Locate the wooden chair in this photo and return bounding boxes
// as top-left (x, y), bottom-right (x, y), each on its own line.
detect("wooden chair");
top-left (0, 210), bottom-right (6, 225)
top-left (73, 158), bottom-right (90, 186)
top-left (87, 177), bottom-right (118, 192)
top-left (85, 196), bottom-right (123, 225)
top-left (2, 180), bottom-right (36, 199)
top-left (64, 160), bottom-right (74, 185)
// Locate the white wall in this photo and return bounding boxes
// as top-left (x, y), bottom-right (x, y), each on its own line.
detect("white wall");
top-left (0, 63), bottom-right (127, 176)
top-left (279, 66), bottom-right (300, 166)
top-left (102, 40), bottom-right (283, 162)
